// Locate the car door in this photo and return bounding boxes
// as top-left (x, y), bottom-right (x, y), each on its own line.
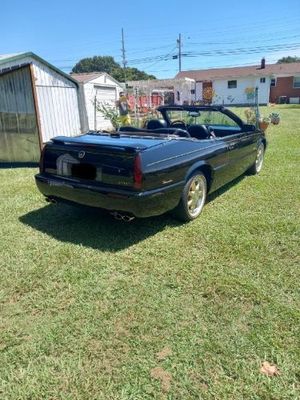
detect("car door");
top-left (224, 129), bottom-right (259, 179)
top-left (209, 111), bottom-right (258, 182)
top-left (222, 132), bottom-right (245, 180)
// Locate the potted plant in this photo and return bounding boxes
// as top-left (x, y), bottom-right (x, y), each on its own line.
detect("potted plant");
top-left (259, 116), bottom-right (271, 131)
top-left (269, 112), bottom-right (280, 125)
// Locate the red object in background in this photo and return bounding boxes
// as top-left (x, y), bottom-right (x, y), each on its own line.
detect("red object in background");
top-left (128, 94), bottom-right (163, 113)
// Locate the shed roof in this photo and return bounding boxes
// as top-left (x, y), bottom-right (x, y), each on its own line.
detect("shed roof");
top-left (70, 72), bottom-right (122, 86)
top-left (0, 53), bottom-right (24, 62)
top-left (0, 52), bottom-right (78, 85)
top-left (176, 62), bottom-right (300, 81)
top-left (70, 72), bottom-right (104, 83)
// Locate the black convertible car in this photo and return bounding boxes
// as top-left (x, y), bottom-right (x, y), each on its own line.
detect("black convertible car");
top-left (35, 105), bottom-right (266, 221)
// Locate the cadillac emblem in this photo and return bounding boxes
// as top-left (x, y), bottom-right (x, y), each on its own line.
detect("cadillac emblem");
top-left (78, 151), bottom-right (85, 159)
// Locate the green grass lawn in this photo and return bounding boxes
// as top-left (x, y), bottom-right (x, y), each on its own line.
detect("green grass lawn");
top-left (0, 105), bottom-right (299, 399)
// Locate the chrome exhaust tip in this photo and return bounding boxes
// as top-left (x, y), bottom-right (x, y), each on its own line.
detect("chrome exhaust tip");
top-left (110, 211), bottom-right (135, 222)
top-left (45, 197), bottom-right (57, 204)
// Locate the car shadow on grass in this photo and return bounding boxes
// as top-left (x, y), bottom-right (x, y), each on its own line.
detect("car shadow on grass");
top-left (19, 203), bottom-right (179, 251)
top-left (19, 175), bottom-right (245, 252)
top-left (207, 175), bottom-right (245, 203)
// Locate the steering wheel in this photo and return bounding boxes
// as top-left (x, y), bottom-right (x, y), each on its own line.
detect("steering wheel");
top-left (170, 120), bottom-right (187, 130)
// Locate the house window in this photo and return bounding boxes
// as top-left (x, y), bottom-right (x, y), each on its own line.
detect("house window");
top-left (270, 78), bottom-right (276, 87)
top-left (293, 76), bottom-right (300, 88)
top-left (228, 80), bottom-right (237, 89)
top-left (191, 89), bottom-right (195, 94)
top-left (260, 77), bottom-right (266, 83)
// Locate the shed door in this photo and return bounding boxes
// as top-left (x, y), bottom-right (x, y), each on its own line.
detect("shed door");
top-left (94, 85), bottom-right (116, 130)
top-left (0, 66), bottom-right (40, 163)
top-left (36, 85), bottom-right (81, 142)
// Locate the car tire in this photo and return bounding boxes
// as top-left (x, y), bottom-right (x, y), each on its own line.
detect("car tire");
top-left (248, 142), bottom-right (265, 175)
top-left (173, 172), bottom-right (207, 222)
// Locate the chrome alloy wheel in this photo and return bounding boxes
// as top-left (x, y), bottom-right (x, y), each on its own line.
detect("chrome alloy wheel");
top-left (187, 174), bottom-right (207, 218)
top-left (255, 143), bottom-right (265, 173)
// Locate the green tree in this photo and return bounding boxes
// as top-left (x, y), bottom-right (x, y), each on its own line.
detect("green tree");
top-left (277, 56), bottom-right (300, 64)
top-left (72, 56), bottom-right (156, 82)
top-left (112, 67), bottom-right (156, 82)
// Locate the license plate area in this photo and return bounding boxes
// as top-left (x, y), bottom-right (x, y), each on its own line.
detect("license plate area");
top-left (71, 163), bottom-right (97, 180)
top-left (56, 153), bottom-right (102, 181)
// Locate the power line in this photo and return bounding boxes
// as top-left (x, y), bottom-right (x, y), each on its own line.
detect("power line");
top-left (184, 43), bottom-right (300, 57)
top-left (50, 23), bottom-right (300, 76)
top-left (185, 33), bottom-right (300, 47)
top-left (125, 41), bottom-right (300, 65)
top-left (48, 27), bottom-right (300, 65)
top-left (142, 46), bottom-right (177, 68)
top-left (42, 16), bottom-right (300, 60)
top-left (145, 56), bottom-right (291, 74)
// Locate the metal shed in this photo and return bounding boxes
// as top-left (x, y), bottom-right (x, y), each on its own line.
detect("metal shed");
top-left (0, 52), bottom-right (82, 163)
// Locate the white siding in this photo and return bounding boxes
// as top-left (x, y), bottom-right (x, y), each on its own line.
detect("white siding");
top-left (81, 82), bottom-right (95, 130)
top-left (95, 85), bottom-right (117, 130)
top-left (212, 76), bottom-right (270, 105)
top-left (173, 78), bottom-right (195, 105)
top-left (36, 86), bottom-right (81, 141)
top-left (32, 60), bottom-right (82, 141)
top-left (0, 56), bottom-right (75, 88)
top-left (195, 82), bottom-right (203, 102)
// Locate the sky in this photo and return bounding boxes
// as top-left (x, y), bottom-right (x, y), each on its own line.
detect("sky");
top-left (1, 0), bottom-right (300, 79)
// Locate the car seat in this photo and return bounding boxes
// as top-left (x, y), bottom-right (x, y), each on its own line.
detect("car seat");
top-left (146, 119), bottom-right (167, 129)
top-left (188, 124), bottom-right (210, 139)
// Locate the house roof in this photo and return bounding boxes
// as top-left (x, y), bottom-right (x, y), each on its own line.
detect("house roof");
top-left (0, 51), bottom-right (78, 85)
top-left (176, 62), bottom-right (300, 81)
top-left (70, 72), bottom-right (122, 86)
top-left (126, 77), bottom-right (194, 89)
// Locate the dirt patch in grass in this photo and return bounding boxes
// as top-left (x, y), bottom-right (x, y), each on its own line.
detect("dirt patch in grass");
top-left (150, 366), bottom-right (172, 393)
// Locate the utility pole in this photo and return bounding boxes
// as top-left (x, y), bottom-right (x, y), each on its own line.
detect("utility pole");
top-left (121, 28), bottom-right (127, 88)
top-left (177, 33), bottom-right (182, 72)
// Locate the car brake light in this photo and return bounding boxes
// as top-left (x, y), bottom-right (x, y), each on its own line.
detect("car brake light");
top-left (133, 154), bottom-right (143, 189)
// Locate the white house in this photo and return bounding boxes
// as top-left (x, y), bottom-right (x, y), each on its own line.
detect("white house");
top-left (176, 59), bottom-right (300, 105)
top-left (0, 52), bottom-right (82, 163)
top-left (71, 72), bottom-right (123, 131)
top-left (126, 77), bottom-right (196, 106)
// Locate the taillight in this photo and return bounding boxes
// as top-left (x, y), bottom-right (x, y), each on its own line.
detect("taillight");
top-left (39, 146), bottom-right (46, 173)
top-left (133, 154), bottom-right (143, 189)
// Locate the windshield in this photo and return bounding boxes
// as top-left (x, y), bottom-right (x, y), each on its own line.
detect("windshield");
top-left (166, 110), bottom-right (240, 128)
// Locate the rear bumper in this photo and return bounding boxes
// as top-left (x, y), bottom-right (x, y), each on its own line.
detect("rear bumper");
top-left (35, 174), bottom-right (184, 218)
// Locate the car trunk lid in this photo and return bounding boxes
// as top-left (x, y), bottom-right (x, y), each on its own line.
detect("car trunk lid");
top-left (42, 133), bottom-right (168, 189)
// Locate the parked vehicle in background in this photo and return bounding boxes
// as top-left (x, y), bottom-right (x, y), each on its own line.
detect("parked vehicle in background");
top-left (35, 105), bottom-right (266, 222)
